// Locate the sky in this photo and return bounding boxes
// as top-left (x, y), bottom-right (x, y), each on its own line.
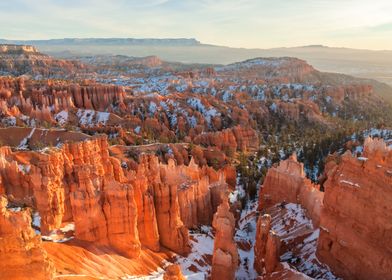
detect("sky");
top-left (1, 0), bottom-right (392, 50)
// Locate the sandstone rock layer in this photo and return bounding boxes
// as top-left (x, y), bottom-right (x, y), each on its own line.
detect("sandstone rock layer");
top-left (317, 137), bottom-right (392, 280)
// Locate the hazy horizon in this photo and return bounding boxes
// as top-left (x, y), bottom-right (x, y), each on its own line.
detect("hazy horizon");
top-left (2, 37), bottom-right (392, 52)
top-left (1, 0), bottom-right (392, 50)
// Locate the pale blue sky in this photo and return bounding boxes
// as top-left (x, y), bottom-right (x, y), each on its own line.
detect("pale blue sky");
top-left (1, 0), bottom-right (391, 49)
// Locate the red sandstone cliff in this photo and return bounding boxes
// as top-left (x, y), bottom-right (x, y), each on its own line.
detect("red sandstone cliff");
top-left (194, 125), bottom-right (259, 153)
top-left (317, 137), bottom-right (392, 280)
top-left (258, 154), bottom-right (323, 226)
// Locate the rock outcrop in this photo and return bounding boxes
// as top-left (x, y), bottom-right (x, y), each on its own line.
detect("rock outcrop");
top-left (131, 155), bottom-right (161, 252)
top-left (0, 196), bottom-right (55, 280)
top-left (317, 137), bottom-right (392, 280)
top-left (254, 214), bottom-right (271, 274)
top-left (264, 232), bottom-right (281, 274)
top-left (163, 264), bottom-right (186, 280)
top-left (194, 125), bottom-right (259, 153)
top-left (0, 44), bottom-right (38, 54)
top-left (211, 198), bottom-right (238, 280)
top-left (254, 214), bottom-right (281, 275)
top-left (259, 154), bottom-right (323, 226)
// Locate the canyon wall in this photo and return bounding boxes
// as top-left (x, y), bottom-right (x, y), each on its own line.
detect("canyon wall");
top-left (194, 125), bottom-right (259, 152)
top-left (317, 137), bottom-right (392, 280)
top-left (258, 154), bottom-right (324, 226)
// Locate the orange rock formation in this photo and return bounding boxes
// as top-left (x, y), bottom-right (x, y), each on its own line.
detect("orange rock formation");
top-left (254, 214), bottom-right (282, 275)
top-left (194, 125), bottom-right (259, 153)
top-left (259, 154), bottom-right (323, 226)
top-left (211, 198), bottom-right (238, 280)
top-left (0, 127), bottom-right (231, 277)
top-left (317, 137), bottom-right (392, 280)
top-left (254, 214), bottom-right (271, 274)
top-left (163, 264), bottom-right (186, 280)
top-left (0, 196), bottom-right (55, 280)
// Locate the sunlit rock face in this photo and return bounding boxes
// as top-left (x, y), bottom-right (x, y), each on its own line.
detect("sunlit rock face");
top-left (193, 125), bottom-right (259, 153)
top-left (0, 77), bottom-right (125, 116)
top-left (259, 154), bottom-right (324, 226)
top-left (211, 198), bottom-right (238, 280)
top-left (0, 127), bottom-right (230, 273)
top-left (0, 196), bottom-right (55, 280)
top-left (0, 133), bottom-right (142, 258)
top-left (317, 137), bottom-right (392, 280)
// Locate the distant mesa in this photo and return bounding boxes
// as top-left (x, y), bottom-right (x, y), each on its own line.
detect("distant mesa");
top-left (0, 44), bottom-right (39, 54)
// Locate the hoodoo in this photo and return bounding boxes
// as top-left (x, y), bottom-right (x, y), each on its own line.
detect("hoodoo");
top-left (211, 197), bottom-right (238, 280)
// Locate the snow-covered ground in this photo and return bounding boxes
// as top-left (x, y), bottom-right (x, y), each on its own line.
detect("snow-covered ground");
top-left (17, 128), bottom-right (35, 150)
top-left (41, 223), bottom-right (75, 243)
top-left (32, 211), bottom-right (75, 243)
top-left (54, 110), bottom-right (69, 125)
top-left (137, 225), bottom-right (214, 280)
top-left (270, 203), bottom-right (339, 280)
top-left (235, 200), bottom-right (258, 280)
top-left (229, 176), bottom-right (246, 204)
top-left (77, 109), bottom-right (110, 126)
top-left (141, 200), bottom-right (258, 280)
top-left (176, 225), bottom-right (214, 279)
top-left (124, 260), bottom-right (171, 280)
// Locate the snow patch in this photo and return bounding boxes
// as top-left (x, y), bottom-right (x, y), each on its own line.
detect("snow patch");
top-left (340, 180), bottom-right (360, 188)
top-left (17, 128), bottom-right (36, 150)
top-left (54, 110), bottom-right (68, 125)
top-left (175, 226), bottom-right (214, 279)
top-left (18, 164), bottom-right (31, 174)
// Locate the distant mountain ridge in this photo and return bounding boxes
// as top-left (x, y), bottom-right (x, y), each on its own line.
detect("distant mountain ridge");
top-left (0, 38), bottom-right (201, 46)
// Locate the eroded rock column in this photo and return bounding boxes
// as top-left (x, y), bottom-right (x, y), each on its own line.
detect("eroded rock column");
top-left (211, 197), bottom-right (238, 280)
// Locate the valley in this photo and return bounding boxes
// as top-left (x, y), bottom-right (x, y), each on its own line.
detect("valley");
top-left (0, 44), bottom-right (391, 280)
